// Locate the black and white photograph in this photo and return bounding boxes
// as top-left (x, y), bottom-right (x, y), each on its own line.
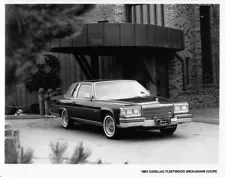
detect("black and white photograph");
top-left (1, 1), bottom-right (223, 177)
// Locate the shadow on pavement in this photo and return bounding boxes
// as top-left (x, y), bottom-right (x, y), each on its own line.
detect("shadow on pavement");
top-left (65, 123), bottom-right (186, 141)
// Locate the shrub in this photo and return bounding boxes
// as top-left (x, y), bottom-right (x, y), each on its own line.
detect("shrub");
top-left (68, 142), bottom-right (91, 164)
top-left (49, 142), bottom-right (68, 164)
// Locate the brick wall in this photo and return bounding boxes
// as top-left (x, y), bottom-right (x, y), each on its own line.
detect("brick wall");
top-left (164, 4), bottom-right (219, 108)
top-left (82, 4), bottom-right (219, 109)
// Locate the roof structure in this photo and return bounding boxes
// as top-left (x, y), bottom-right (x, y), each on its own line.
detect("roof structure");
top-left (50, 23), bottom-right (184, 56)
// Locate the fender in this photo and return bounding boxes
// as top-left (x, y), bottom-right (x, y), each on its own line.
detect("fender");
top-left (100, 107), bottom-right (120, 125)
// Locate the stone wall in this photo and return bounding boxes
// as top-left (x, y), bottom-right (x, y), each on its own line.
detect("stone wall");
top-left (210, 5), bottom-right (220, 87)
top-left (83, 4), bottom-right (126, 23)
top-left (165, 4), bottom-right (203, 93)
top-left (172, 88), bottom-right (219, 109)
top-left (5, 124), bottom-right (21, 163)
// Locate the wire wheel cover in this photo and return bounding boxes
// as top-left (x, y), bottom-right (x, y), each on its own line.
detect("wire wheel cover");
top-left (104, 116), bottom-right (115, 137)
top-left (62, 110), bottom-right (68, 127)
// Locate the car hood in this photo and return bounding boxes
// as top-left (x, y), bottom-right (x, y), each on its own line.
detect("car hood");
top-left (100, 96), bottom-right (173, 107)
top-left (116, 96), bottom-right (173, 104)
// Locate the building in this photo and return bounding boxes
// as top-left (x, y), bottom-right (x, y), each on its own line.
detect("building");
top-left (6, 4), bottom-right (219, 113)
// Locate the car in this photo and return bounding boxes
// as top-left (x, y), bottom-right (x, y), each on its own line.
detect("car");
top-left (49, 80), bottom-right (193, 139)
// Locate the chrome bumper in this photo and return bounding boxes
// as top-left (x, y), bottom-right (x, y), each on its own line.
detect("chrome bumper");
top-left (118, 113), bottom-right (193, 128)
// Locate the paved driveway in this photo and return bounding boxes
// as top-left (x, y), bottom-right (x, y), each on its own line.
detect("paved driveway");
top-left (6, 118), bottom-right (219, 164)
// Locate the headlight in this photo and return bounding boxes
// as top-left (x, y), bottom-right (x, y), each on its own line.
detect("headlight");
top-left (133, 108), bottom-right (141, 114)
top-left (174, 103), bottom-right (189, 113)
top-left (120, 107), bottom-right (141, 117)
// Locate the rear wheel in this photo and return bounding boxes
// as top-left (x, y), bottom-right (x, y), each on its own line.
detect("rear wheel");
top-left (61, 108), bottom-right (74, 129)
top-left (103, 114), bottom-right (118, 139)
top-left (159, 125), bottom-right (177, 135)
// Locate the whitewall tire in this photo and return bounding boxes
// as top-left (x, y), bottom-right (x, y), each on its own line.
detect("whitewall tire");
top-left (61, 108), bottom-right (74, 129)
top-left (103, 114), bottom-right (117, 139)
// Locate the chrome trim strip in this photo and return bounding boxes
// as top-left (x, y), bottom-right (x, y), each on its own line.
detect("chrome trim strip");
top-left (142, 103), bottom-right (174, 108)
top-left (119, 117), bottom-right (145, 121)
top-left (138, 101), bottom-right (158, 105)
top-left (120, 120), bottom-right (145, 123)
top-left (74, 83), bottom-right (81, 98)
top-left (174, 102), bottom-right (189, 106)
top-left (118, 122), bottom-right (144, 128)
top-left (71, 117), bottom-right (102, 126)
top-left (177, 118), bottom-right (192, 124)
top-left (175, 113), bottom-right (193, 119)
top-left (118, 114), bottom-right (192, 128)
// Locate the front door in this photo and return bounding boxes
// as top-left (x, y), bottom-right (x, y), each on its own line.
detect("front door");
top-left (71, 84), bottom-right (99, 122)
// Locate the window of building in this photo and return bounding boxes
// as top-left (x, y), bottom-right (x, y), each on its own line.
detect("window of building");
top-left (126, 4), bottom-right (164, 26)
top-left (200, 5), bottom-right (213, 84)
top-left (176, 55), bottom-right (190, 91)
top-left (185, 57), bottom-right (190, 86)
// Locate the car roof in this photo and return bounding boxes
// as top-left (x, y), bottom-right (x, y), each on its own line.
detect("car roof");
top-left (79, 79), bottom-right (136, 84)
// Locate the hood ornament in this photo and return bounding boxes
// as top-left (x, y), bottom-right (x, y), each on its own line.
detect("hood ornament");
top-left (155, 97), bottom-right (159, 102)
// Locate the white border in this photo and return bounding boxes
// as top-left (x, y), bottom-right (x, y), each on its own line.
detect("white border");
top-left (1, 1), bottom-right (224, 177)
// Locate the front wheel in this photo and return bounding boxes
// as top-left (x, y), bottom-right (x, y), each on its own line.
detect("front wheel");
top-left (159, 125), bottom-right (177, 135)
top-left (103, 114), bottom-right (118, 139)
top-left (61, 108), bottom-right (74, 129)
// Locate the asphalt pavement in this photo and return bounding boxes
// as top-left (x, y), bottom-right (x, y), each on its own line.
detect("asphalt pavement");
top-left (190, 108), bottom-right (219, 124)
top-left (5, 117), bottom-right (219, 164)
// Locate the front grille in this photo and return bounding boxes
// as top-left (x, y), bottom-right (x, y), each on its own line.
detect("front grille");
top-left (143, 105), bottom-right (174, 120)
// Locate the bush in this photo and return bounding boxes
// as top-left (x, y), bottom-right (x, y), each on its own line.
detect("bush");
top-left (5, 140), bottom-right (128, 164)
top-left (5, 145), bottom-right (33, 164)
top-left (68, 142), bottom-right (91, 164)
top-left (49, 142), bottom-right (68, 164)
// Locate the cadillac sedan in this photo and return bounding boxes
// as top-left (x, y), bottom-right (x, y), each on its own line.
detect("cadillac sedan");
top-left (49, 80), bottom-right (193, 139)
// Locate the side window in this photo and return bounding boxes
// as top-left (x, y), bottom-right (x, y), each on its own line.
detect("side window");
top-left (77, 84), bottom-right (92, 98)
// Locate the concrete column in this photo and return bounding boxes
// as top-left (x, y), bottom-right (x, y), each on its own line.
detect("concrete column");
top-left (38, 88), bottom-right (45, 116)
top-left (143, 55), bottom-right (157, 96)
top-left (91, 55), bottom-right (99, 79)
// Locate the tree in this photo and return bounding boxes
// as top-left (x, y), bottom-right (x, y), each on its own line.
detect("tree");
top-left (5, 4), bottom-right (95, 93)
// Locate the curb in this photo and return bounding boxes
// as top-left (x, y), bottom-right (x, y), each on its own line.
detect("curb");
top-left (5, 115), bottom-right (58, 120)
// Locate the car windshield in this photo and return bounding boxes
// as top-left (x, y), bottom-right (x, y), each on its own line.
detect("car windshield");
top-left (95, 80), bottom-right (150, 100)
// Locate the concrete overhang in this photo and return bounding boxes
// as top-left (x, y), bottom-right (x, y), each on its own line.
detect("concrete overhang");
top-left (50, 23), bottom-right (184, 55)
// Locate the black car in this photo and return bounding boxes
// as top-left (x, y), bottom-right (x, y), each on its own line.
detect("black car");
top-left (49, 80), bottom-right (193, 139)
